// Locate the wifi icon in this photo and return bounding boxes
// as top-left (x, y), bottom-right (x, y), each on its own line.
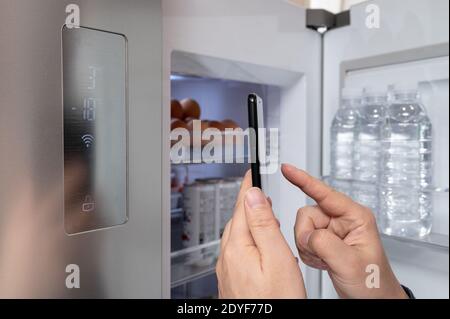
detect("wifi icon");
top-left (81, 134), bottom-right (95, 148)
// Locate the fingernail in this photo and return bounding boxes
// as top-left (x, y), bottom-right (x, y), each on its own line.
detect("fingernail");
top-left (245, 188), bottom-right (267, 209)
top-left (301, 231), bottom-right (313, 248)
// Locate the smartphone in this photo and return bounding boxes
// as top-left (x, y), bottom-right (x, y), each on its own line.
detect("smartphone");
top-left (247, 93), bottom-right (264, 189)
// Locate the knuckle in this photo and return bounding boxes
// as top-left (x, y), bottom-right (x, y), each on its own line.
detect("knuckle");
top-left (296, 207), bottom-right (305, 215)
top-left (248, 207), bottom-right (278, 228)
top-left (295, 234), bottom-right (308, 253)
top-left (311, 229), bottom-right (324, 242)
top-left (297, 205), bottom-right (315, 216)
top-left (295, 226), bottom-right (308, 243)
top-left (295, 205), bottom-right (315, 226)
top-left (309, 229), bottom-right (330, 250)
top-left (249, 212), bottom-right (278, 230)
top-left (366, 212), bottom-right (377, 226)
top-left (359, 206), bottom-right (377, 225)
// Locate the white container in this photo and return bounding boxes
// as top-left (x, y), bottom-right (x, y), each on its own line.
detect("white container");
top-left (217, 178), bottom-right (241, 236)
top-left (182, 182), bottom-right (217, 249)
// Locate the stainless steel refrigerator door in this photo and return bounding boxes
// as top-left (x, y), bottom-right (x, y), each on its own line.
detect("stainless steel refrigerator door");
top-left (0, 0), bottom-right (163, 298)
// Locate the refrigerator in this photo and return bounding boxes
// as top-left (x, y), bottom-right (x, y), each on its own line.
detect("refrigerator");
top-left (0, 0), bottom-right (448, 299)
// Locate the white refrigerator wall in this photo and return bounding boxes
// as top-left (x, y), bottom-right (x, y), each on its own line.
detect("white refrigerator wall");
top-left (322, 0), bottom-right (449, 298)
top-left (163, 0), bottom-right (323, 297)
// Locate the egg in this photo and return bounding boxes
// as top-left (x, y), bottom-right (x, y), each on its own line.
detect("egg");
top-left (222, 119), bottom-right (240, 130)
top-left (208, 120), bottom-right (226, 132)
top-left (171, 118), bottom-right (189, 131)
top-left (180, 98), bottom-right (201, 120)
top-left (186, 118), bottom-right (209, 132)
top-left (171, 99), bottom-right (184, 119)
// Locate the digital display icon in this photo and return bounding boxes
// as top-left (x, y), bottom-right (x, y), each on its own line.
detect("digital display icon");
top-left (81, 134), bottom-right (95, 148)
top-left (83, 97), bottom-right (96, 121)
top-left (81, 195), bottom-right (95, 213)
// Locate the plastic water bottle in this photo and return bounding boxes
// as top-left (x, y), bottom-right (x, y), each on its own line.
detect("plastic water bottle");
top-left (381, 83), bottom-right (433, 237)
top-left (353, 87), bottom-right (387, 220)
top-left (330, 88), bottom-right (361, 196)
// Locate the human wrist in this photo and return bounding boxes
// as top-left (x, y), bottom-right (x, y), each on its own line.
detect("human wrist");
top-left (381, 280), bottom-right (410, 299)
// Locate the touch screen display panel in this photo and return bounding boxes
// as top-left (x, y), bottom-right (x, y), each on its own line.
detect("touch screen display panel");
top-left (63, 26), bottom-right (128, 234)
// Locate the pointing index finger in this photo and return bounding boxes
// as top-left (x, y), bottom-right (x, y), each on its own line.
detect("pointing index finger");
top-left (281, 164), bottom-right (360, 217)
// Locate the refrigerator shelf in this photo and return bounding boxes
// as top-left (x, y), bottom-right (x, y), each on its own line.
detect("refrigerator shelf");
top-left (382, 232), bottom-right (448, 251)
top-left (322, 176), bottom-right (449, 194)
top-left (171, 208), bottom-right (184, 219)
top-left (171, 240), bottom-right (220, 288)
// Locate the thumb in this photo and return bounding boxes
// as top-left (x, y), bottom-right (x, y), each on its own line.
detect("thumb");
top-left (303, 229), bottom-right (355, 272)
top-left (244, 188), bottom-right (291, 260)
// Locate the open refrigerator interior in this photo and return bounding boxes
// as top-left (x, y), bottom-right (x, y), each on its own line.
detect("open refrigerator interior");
top-left (169, 53), bottom-right (284, 298)
top-left (163, 0), bottom-right (448, 299)
top-left (168, 54), bottom-right (449, 299)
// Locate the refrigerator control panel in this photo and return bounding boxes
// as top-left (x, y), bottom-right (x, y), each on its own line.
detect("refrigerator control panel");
top-left (62, 26), bottom-right (128, 234)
